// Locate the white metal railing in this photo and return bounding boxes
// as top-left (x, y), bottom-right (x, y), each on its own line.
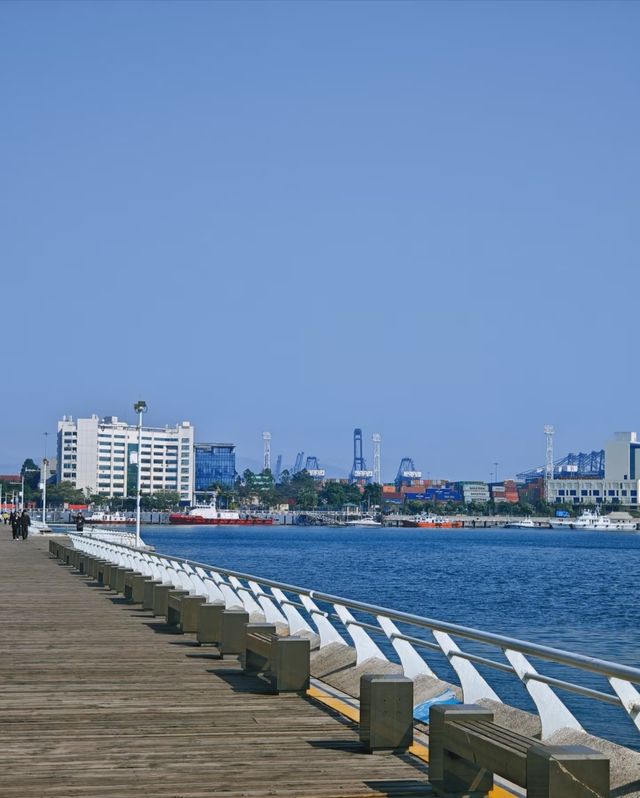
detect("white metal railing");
top-left (68, 527), bottom-right (140, 547)
top-left (69, 533), bottom-right (640, 744)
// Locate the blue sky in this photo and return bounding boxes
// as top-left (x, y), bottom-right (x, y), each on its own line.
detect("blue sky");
top-left (1, 0), bottom-right (638, 480)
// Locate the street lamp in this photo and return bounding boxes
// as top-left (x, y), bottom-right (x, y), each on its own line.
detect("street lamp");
top-left (42, 459), bottom-right (49, 526)
top-left (42, 432), bottom-right (49, 526)
top-left (133, 400), bottom-right (148, 548)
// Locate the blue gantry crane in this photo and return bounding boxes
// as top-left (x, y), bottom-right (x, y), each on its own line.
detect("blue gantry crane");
top-left (517, 450), bottom-right (605, 481)
top-left (395, 457), bottom-right (422, 490)
top-left (349, 428), bottom-right (373, 484)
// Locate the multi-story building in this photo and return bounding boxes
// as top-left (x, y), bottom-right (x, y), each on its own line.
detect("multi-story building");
top-left (194, 443), bottom-right (236, 491)
top-left (57, 415), bottom-right (194, 502)
top-left (547, 432), bottom-right (640, 508)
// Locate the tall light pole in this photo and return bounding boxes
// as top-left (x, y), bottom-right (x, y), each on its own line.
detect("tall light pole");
top-left (42, 459), bottom-right (48, 525)
top-left (42, 432), bottom-right (49, 525)
top-left (134, 400), bottom-right (147, 548)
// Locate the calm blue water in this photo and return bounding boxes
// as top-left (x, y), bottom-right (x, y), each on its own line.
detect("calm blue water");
top-left (141, 524), bottom-right (640, 749)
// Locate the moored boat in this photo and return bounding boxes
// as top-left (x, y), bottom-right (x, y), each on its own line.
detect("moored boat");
top-left (504, 517), bottom-right (537, 529)
top-left (169, 496), bottom-right (273, 526)
top-left (405, 514), bottom-right (463, 529)
top-left (569, 509), bottom-right (637, 532)
top-left (344, 515), bottom-right (382, 527)
top-left (85, 511), bottom-right (133, 525)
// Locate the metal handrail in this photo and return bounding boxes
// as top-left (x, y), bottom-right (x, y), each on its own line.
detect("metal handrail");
top-left (88, 538), bottom-right (640, 684)
top-left (69, 532), bottom-right (640, 741)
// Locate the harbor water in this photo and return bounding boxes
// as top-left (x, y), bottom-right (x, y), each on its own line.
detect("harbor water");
top-left (140, 524), bottom-right (640, 750)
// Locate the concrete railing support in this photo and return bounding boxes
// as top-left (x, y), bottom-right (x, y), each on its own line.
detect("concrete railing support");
top-left (219, 609), bottom-right (249, 657)
top-left (197, 601), bottom-right (226, 645)
top-left (359, 674), bottom-right (414, 755)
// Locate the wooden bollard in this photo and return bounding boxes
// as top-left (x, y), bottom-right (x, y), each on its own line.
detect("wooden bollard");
top-left (102, 563), bottom-right (114, 587)
top-left (130, 574), bottom-right (154, 603)
top-left (96, 561), bottom-right (110, 585)
top-left (272, 636), bottom-right (311, 693)
top-left (167, 594), bottom-right (207, 632)
top-left (152, 584), bottom-right (188, 617)
top-left (359, 674), bottom-right (414, 754)
top-left (115, 568), bottom-right (136, 594)
top-left (219, 609), bottom-right (249, 657)
top-left (143, 579), bottom-right (164, 610)
top-left (197, 601), bottom-right (225, 645)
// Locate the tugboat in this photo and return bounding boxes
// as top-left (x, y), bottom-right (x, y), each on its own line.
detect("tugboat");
top-left (169, 495), bottom-right (273, 526)
top-left (404, 514), bottom-right (463, 529)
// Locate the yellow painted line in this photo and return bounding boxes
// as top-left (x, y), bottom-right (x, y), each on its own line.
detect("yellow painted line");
top-left (307, 687), bottom-right (516, 798)
top-left (306, 685), bottom-right (360, 722)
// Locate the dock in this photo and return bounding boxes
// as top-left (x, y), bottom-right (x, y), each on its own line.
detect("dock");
top-left (0, 535), bottom-right (431, 797)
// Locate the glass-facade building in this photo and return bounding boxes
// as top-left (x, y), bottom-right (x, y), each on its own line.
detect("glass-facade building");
top-left (194, 443), bottom-right (236, 490)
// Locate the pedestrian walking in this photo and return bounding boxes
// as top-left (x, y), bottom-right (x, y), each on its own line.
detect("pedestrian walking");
top-left (19, 510), bottom-right (30, 540)
top-left (75, 512), bottom-right (84, 532)
top-left (10, 510), bottom-right (19, 540)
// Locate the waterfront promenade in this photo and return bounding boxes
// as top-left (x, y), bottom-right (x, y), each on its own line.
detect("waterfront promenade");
top-left (0, 536), bottom-right (431, 797)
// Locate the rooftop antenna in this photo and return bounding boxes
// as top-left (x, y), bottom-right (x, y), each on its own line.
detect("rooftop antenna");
top-left (372, 433), bottom-right (381, 484)
top-left (544, 425), bottom-right (554, 503)
top-left (262, 431), bottom-right (271, 472)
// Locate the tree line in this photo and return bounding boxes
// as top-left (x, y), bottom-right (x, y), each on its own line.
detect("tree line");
top-left (5, 461), bottom-right (636, 517)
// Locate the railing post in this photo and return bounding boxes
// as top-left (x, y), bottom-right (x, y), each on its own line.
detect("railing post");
top-left (197, 601), bottom-right (226, 646)
top-left (504, 649), bottom-right (583, 739)
top-left (219, 609), bottom-right (249, 657)
top-left (433, 630), bottom-right (501, 704)
top-left (359, 674), bottom-right (413, 754)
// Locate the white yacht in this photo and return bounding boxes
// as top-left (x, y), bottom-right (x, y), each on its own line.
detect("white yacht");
top-left (344, 516), bottom-right (382, 527)
top-left (505, 518), bottom-right (537, 529)
top-left (570, 509), bottom-right (637, 532)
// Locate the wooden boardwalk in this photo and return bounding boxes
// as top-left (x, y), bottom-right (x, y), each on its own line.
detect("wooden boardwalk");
top-left (0, 535), bottom-right (432, 797)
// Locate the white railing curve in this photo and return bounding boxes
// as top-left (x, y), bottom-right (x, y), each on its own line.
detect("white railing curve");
top-left (69, 533), bottom-right (640, 744)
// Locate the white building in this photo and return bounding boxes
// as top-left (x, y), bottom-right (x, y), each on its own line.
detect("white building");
top-left (547, 432), bottom-right (640, 508)
top-left (57, 415), bottom-right (194, 502)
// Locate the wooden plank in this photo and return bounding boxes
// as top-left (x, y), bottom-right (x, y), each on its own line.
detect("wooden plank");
top-left (0, 537), bottom-right (432, 797)
top-left (445, 720), bottom-right (528, 785)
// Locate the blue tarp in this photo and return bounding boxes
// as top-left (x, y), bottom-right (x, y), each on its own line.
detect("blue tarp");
top-left (412, 689), bottom-right (460, 722)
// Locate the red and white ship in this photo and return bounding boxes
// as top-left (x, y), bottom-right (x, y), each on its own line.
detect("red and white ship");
top-left (169, 496), bottom-right (273, 526)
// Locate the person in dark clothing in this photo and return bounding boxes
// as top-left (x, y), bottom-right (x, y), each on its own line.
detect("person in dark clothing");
top-left (75, 513), bottom-right (84, 532)
top-left (19, 510), bottom-right (30, 540)
top-left (10, 510), bottom-right (19, 540)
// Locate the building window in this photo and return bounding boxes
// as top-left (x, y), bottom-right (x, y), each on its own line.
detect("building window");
top-left (581, 490), bottom-right (588, 496)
